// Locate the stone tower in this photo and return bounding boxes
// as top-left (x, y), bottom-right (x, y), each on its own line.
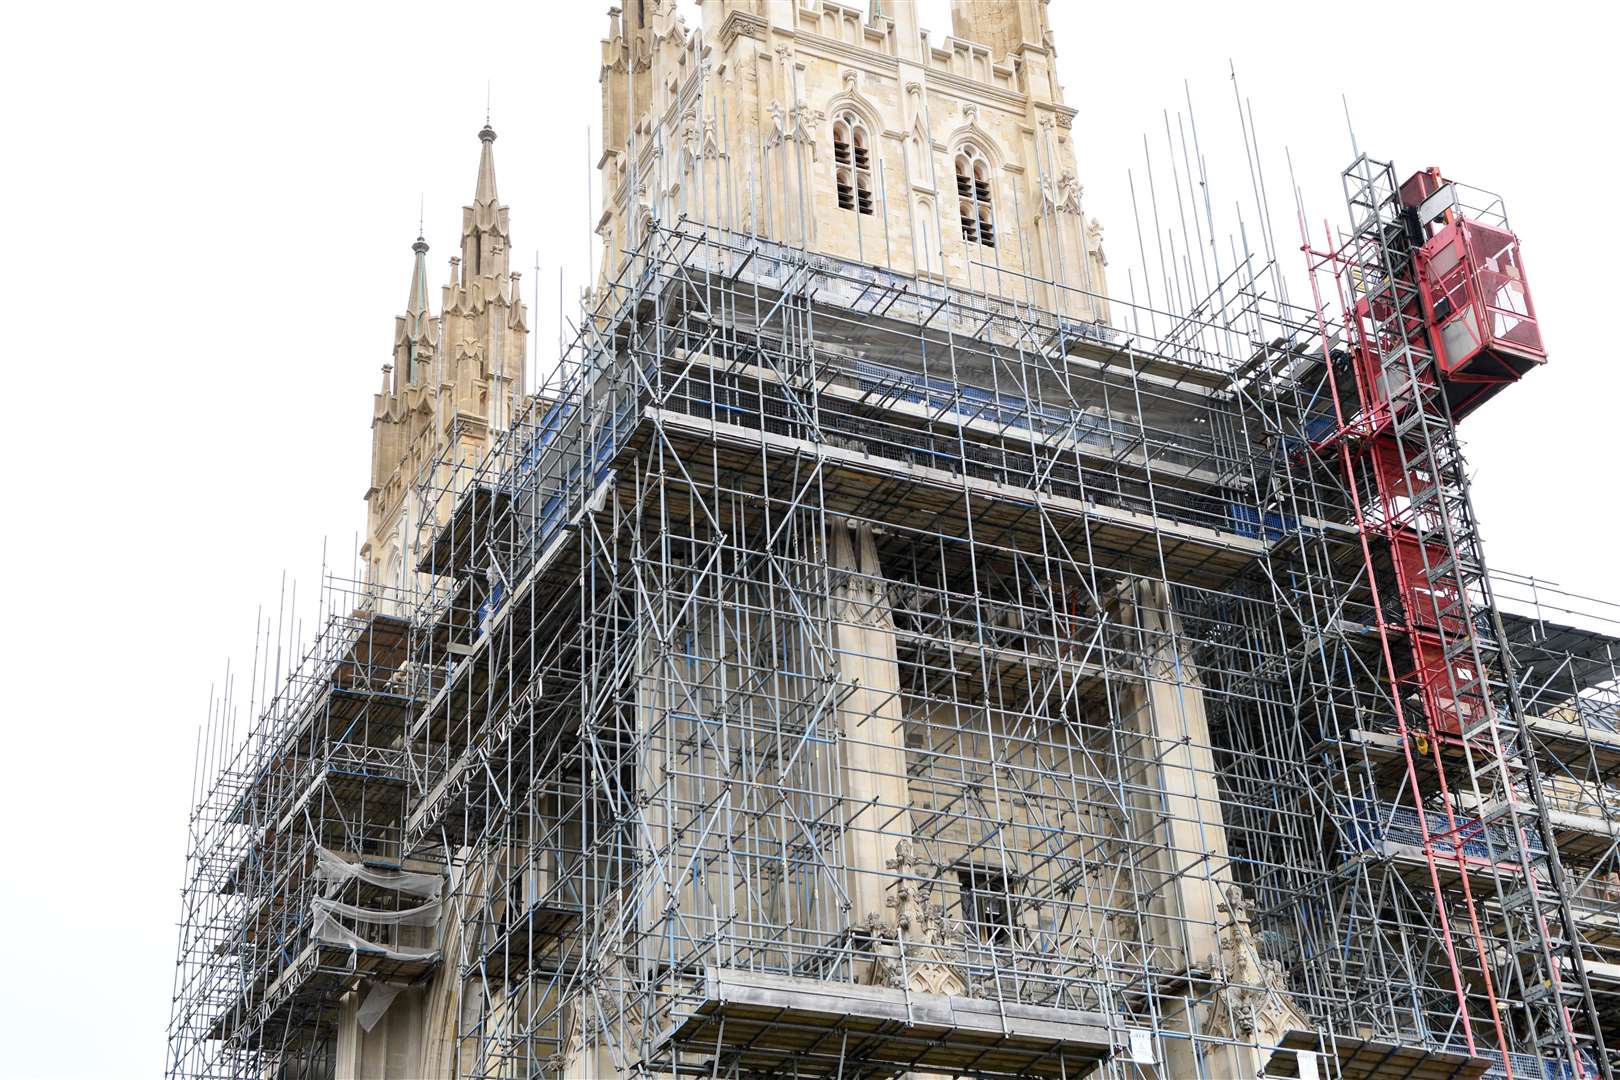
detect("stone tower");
top-left (596, 0), bottom-right (1107, 320)
top-left (363, 124), bottom-right (528, 602)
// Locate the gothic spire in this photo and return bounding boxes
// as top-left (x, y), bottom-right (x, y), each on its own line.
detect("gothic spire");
top-left (396, 234), bottom-right (438, 387)
top-left (475, 123), bottom-right (498, 206)
top-left (406, 234), bottom-right (432, 320)
top-left (462, 122), bottom-right (510, 281)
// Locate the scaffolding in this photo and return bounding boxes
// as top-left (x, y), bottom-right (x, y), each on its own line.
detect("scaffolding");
top-left (167, 85), bottom-right (1620, 1080)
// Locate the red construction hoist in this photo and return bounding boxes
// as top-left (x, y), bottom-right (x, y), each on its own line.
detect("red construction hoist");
top-left (1304, 156), bottom-right (1608, 1080)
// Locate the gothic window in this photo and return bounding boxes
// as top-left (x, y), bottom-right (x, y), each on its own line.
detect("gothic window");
top-left (833, 111), bottom-right (874, 216)
top-left (958, 864), bottom-right (1017, 945)
top-left (955, 146), bottom-right (995, 248)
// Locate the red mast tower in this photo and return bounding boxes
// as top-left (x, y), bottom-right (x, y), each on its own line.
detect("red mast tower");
top-left (1310, 157), bottom-right (1602, 1080)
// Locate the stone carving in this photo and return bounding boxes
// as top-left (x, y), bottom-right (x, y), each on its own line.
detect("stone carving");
top-left (766, 100), bottom-right (785, 147)
top-left (764, 100), bottom-right (825, 154)
top-left (859, 841), bottom-right (968, 997)
top-left (678, 106), bottom-right (721, 165)
top-left (796, 105), bottom-right (825, 152)
top-left (1203, 886), bottom-right (1309, 1042)
top-left (1086, 217), bottom-right (1107, 264)
top-left (680, 107), bottom-right (699, 157)
top-left (1042, 168), bottom-right (1083, 216)
top-left (700, 112), bottom-right (720, 160)
top-left (719, 9), bottom-right (767, 48)
top-left (452, 337), bottom-right (483, 363)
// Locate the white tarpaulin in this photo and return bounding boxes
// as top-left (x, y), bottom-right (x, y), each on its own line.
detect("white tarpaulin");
top-left (313, 845), bottom-right (442, 900)
top-left (310, 897), bottom-right (441, 963)
top-left (307, 845), bottom-right (444, 965)
top-left (356, 981), bottom-right (408, 1033)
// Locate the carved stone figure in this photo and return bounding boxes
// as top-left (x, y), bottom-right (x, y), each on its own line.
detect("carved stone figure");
top-left (1203, 886), bottom-right (1310, 1043)
top-left (858, 841), bottom-right (968, 997)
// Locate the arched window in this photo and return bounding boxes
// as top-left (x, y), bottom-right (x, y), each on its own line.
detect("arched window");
top-left (955, 146), bottom-right (994, 248)
top-left (833, 111), bottom-right (874, 216)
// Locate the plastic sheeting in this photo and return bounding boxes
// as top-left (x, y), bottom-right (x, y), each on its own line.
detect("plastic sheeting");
top-left (313, 845), bottom-right (442, 900)
top-left (312, 894), bottom-right (440, 927)
top-left (355, 981), bottom-right (408, 1033)
top-left (310, 898), bottom-right (441, 963)
top-left (308, 845), bottom-right (444, 966)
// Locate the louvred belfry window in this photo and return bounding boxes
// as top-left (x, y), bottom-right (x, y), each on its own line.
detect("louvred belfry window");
top-left (833, 111), bottom-right (874, 216)
top-left (955, 146), bottom-right (994, 248)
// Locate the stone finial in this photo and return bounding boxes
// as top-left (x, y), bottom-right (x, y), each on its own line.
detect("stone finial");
top-left (405, 235), bottom-right (433, 318)
top-left (474, 124), bottom-right (499, 204)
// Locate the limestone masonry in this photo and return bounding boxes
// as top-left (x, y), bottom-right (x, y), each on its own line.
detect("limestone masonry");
top-left (167, 4), bottom-right (1620, 1079)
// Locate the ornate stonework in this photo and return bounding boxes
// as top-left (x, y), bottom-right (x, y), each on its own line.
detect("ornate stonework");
top-left (859, 841), bottom-right (969, 997)
top-left (594, 0), bottom-right (1108, 321)
top-left (1203, 886), bottom-right (1310, 1044)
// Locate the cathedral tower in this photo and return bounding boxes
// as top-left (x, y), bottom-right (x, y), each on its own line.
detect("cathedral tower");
top-left (597, 0), bottom-right (1107, 319)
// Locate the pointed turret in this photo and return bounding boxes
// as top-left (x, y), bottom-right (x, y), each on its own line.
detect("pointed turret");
top-left (366, 127), bottom-right (525, 603)
top-left (475, 123), bottom-right (498, 204)
top-left (462, 124), bottom-right (509, 280)
top-left (394, 235), bottom-right (439, 388)
top-left (442, 120), bottom-right (526, 436)
top-left (406, 234), bottom-right (432, 319)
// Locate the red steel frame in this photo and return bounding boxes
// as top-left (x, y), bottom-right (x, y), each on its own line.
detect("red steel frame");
top-left (1299, 158), bottom-right (1591, 1080)
top-left (1302, 223), bottom-right (1505, 1072)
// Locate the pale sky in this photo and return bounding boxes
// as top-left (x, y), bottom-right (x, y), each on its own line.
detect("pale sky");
top-left (1, 2), bottom-right (1613, 1075)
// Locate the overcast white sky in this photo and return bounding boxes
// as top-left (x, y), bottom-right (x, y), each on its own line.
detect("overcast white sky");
top-left (1, 2), bottom-right (1614, 1075)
